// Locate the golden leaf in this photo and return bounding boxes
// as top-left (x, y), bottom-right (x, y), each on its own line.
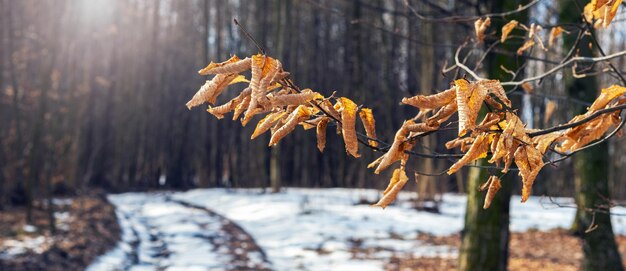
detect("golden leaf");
top-left (244, 56), bottom-right (280, 124)
top-left (337, 97), bottom-right (360, 157)
top-left (426, 101), bottom-right (458, 126)
top-left (269, 105), bottom-right (311, 146)
top-left (548, 26), bottom-right (564, 47)
top-left (374, 167), bottom-right (408, 209)
top-left (447, 133), bottom-right (490, 175)
top-left (243, 55), bottom-right (267, 121)
top-left (320, 99), bottom-right (342, 123)
top-left (479, 80), bottom-right (512, 108)
top-left (483, 176), bottom-right (502, 209)
top-left (251, 111), bottom-right (288, 139)
top-left (500, 20), bottom-right (519, 43)
top-left (359, 108), bottom-right (378, 147)
top-left (270, 89), bottom-right (323, 107)
top-left (532, 132), bottom-right (563, 154)
top-left (198, 55), bottom-right (252, 75)
top-left (316, 117), bottom-right (330, 152)
top-left (455, 79), bottom-right (488, 136)
top-left (207, 100), bottom-right (236, 119)
top-left (521, 82), bottom-right (534, 94)
top-left (228, 75), bottom-right (250, 85)
top-left (374, 120), bottom-right (413, 174)
top-left (474, 17), bottom-right (491, 43)
top-left (514, 145), bottom-right (544, 202)
top-left (233, 94), bottom-right (251, 121)
top-left (489, 113), bottom-right (527, 168)
top-left (517, 39), bottom-right (535, 55)
top-left (445, 137), bottom-right (474, 150)
top-left (186, 73), bottom-right (238, 109)
top-left (544, 100), bottom-right (557, 124)
top-left (589, 85), bottom-right (626, 111)
top-left (595, 0), bottom-right (610, 10)
top-left (595, 0), bottom-right (623, 28)
top-left (402, 87), bottom-right (456, 110)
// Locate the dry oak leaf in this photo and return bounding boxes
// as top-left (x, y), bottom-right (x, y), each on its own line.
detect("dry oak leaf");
top-left (479, 80), bottom-right (512, 108)
top-left (207, 100), bottom-right (237, 119)
top-left (447, 133), bottom-right (490, 175)
top-left (501, 20), bottom-right (519, 43)
top-left (243, 54), bottom-right (267, 122)
top-left (372, 120), bottom-right (414, 174)
top-left (402, 87), bottom-right (456, 110)
top-left (251, 111), bottom-right (288, 139)
top-left (544, 100), bottom-right (557, 124)
top-left (517, 39), bottom-right (535, 55)
top-left (561, 111), bottom-right (621, 151)
top-left (337, 97), bottom-right (360, 158)
top-left (198, 55), bottom-right (252, 75)
top-left (483, 176), bottom-right (502, 209)
top-left (186, 73), bottom-right (239, 109)
top-left (532, 132), bottom-right (563, 154)
top-left (588, 85), bottom-right (626, 111)
top-left (426, 101), bottom-right (458, 126)
top-left (374, 167), bottom-right (409, 209)
top-left (269, 105), bottom-right (311, 146)
top-left (548, 26), bottom-right (564, 47)
top-left (584, 0), bottom-right (623, 28)
top-left (455, 79), bottom-right (488, 136)
top-left (514, 144), bottom-right (544, 202)
top-left (270, 89), bottom-right (323, 107)
top-left (489, 113), bottom-right (527, 173)
top-left (208, 87), bottom-right (251, 119)
top-left (359, 108), bottom-right (378, 147)
top-left (316, 117), bottom-right (330, 152)
top-left (474, 17), bottom-right (491, 43)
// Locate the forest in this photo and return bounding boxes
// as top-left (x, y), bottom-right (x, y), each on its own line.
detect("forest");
top-left (1, 0), bottom-right (626, 270)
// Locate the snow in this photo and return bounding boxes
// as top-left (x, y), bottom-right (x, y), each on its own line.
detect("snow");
top-left (87, 192), bottom-right (270, 271)
top-left (89, 188), bottom-right (626, 271)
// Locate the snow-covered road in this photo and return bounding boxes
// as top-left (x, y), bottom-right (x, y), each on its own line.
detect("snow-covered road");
top-left (89, 188), bottom-right (626, 271)
top-left (87, 193), bottom-right (271, 271)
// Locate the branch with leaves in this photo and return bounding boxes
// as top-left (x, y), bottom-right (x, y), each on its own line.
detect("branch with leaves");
top-left (185, 1), bottom-right (626, 210)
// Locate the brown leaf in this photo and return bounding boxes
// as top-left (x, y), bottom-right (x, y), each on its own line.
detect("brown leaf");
top-left (447, 133), bottom-right (490, 175)
top-left (474, 17), bottom-right (491, 43)
top-left (316, 117), bottom-right (330, 152)
top-left (500, 20), bottom-right (519, 43)
top-left (251, 111), bottom-right (288, 139)
top-left (269, 105), bottom-right (311, 146)
top-left (548, 26), bottom-right (564, 47)
top-left (514, 145), bottom-right (544, 202)
top-left (588, 85), bottom-right (626, 111)
top-left (483, 176), bottom-right (502, 209)
top-left (517, 39), bottom-right (535, 55)
top-left (455, 79), bottom-right (488, 136)
top-left (198, 55), bottom-right (252, 75)
top-left (186, 73), bottom-right (239, 109)
top-left (270, 89), bottom-right (322, 107)
top-left (544, 100), bottom-right (557, 124)
top-left (337, 97), bottom-right (360, 157)
top-left (374, 167), bottom-right (409, 209)
top-left (359, 108), bottom-right (378, 147)
top-left (402, 87), bottom-right (456, 110)
top-left (374, 120), bottom-right (413, 174)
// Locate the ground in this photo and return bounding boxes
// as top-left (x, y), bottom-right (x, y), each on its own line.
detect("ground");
top-left (0, 192), bottom-right (119, 271)
top-left (2, 188), bottom-right (626, 271)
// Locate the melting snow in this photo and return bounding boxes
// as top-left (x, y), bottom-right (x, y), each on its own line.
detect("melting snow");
top-left (88, 188), bottom-right (626, 271)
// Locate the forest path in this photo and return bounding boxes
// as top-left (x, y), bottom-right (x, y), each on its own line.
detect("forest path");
top-left (87, 192), bottom-right (273, 271)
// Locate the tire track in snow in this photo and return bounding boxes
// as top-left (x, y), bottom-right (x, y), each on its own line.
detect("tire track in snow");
top-left (87, 193), bottom-right (273, 271)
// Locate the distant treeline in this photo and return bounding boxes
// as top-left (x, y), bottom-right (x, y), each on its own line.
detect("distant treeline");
top-left (1, 0), bottom-right (625, 211)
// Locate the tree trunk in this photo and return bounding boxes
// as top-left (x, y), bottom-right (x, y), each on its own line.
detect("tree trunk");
top-left (558, 2), bottom-right (624, 270)
top-left (458, 1), bottom-right (527, 270)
